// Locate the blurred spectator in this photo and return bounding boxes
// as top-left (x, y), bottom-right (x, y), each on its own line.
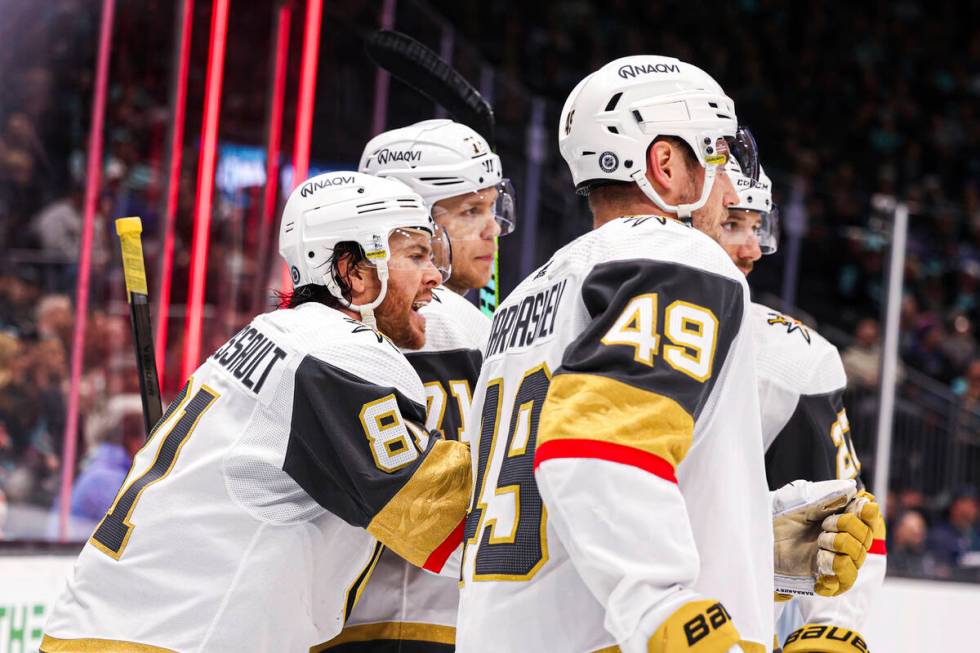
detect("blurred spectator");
top-left (962, 359), bottom-right (980, 413)
top-left (897, 487), bottom-right (927, 514)
top-left (951, 260), bottom-right (979, 320)
top-left (35, 294), bottom-right (73, 353)
top-left (843, 318), bottom-right (885, 388)
top-left (29, 187), bottom-right (87, 293)
top-left (0, 266), bottom-right (43, 336)
top-left (29, 187), bottom-right (83, 261)
top-left (905, 319), bottom-right (956, 383)
top-left (944, 313), bottom-right (977, 381)
top-left (926, 489), bottom-right (980, 576)
top-left (888, 510), bottom-right (932, 578)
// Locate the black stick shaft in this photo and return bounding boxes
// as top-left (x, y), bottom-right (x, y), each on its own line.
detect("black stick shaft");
top-left (129, 293), bottom-right (163, 435)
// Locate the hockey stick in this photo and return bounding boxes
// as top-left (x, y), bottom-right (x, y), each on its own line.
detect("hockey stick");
top-left (365, 29), bottom-right (500, 317)
top-left (115, 217), bottom-right (164, 438)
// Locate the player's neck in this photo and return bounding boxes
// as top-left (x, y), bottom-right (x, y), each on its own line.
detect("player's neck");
top-left (338, 306), bottom-right (362, 321)
top-left (591, 202), bottom-right (676, 229)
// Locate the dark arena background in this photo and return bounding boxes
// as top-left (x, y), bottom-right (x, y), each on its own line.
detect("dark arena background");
top-left (1, 1), bottom-right (979, 650)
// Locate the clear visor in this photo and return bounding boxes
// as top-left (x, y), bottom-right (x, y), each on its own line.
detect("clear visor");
top-left (720, 206), bottom-right (780, 255)
top-left (704, 126), bottom-right (759, 183)
top-left (430, 179), bottom-right (517, 239)
top-left (381, 225), bottom-right (453, 283)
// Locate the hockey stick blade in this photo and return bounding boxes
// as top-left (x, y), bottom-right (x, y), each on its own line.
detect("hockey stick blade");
top-left (365, 30), bottom-right (495, 145)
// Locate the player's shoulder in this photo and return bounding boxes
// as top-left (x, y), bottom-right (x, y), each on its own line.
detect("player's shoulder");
top-left (593, 215), bottom-right (746, 283)
top-left (750, 302), bottom-right (845, 394)
top-left (414, 285), bottom-right (491, 352)
top-left (262, 303), bottom-right (424, 403)
top-left (519, 216), bottom-right (744, 292)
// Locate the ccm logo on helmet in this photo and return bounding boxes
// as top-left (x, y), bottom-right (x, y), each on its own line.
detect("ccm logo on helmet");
top-left (617, 62), bottom-right (680, 79)
top-left (737, 177), bottom-right (770, 191)
top-left (375, 148), bottom-right (422, 166)
top-left (300, 176), bottom-right (356, 198)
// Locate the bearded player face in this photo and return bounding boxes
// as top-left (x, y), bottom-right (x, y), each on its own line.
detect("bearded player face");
top-left (359, 229), bottom-right (443, 349)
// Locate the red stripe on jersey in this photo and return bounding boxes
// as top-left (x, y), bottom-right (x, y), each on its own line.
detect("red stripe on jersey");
top-left (422, 518), bottom-right (464, 573)
top-left (869, 538), bottom-right (887, 555)
top-left (534, 438), bottom-right (677, 483)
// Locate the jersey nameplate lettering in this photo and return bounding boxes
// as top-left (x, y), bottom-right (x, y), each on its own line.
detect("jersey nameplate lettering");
top-left (211, 325), bottom-right (288, 394)
top-left (485, 278), bottom-right (567, 359)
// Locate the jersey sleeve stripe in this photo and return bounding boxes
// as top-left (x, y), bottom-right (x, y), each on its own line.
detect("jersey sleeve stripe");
top-left (422, 519), bottom-right (465, 573)
top-left (40, 635), bottom-right (176, 652)
top-left (868, 500), bottom-right (887, 554)
top-left (537, 373), bottom-right (694, 471)
top-left (534, 438), bottom-right (677, 483)
top-left (312, 622), bottom-right (456, 651)
top-left (367, 439), bottom-right (471, 568)
top-left (868, 539), bottom-right (887, 555)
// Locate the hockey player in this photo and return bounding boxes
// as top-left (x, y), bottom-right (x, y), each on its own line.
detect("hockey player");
top-left (361, 119), bottom-right (516, 297)
top-left (455, 54), bottom-right (778, 653)
top-left (310, 120), bottom-right (516, 652)
top-left (41, 172), bottom-right (472, 653)
top-left (719, 162), bottom-right (886, 653)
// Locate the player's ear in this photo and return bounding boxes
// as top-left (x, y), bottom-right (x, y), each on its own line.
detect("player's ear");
top-left (341, 253), bottom-right (379, 303)
top-left (646, 140), bottom-right (675, 192)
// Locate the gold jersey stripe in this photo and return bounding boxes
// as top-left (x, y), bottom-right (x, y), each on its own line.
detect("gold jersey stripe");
top-left (367, 439), bottom-right (471, 568)
top-left (41, 634), bottom-right (176, 652)
top-left (311, 622), bottom-right (455, 651)
top-left (538, 373), bottom-right (694, 468)
top-left (740, 640), bottom-right (767, 653)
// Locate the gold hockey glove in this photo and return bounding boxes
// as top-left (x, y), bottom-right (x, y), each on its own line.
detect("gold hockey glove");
top-left (813, 492), bottom-right (880, 596)
top-left (782, 624), bottom-right (870, 653)
top-left (647, 600), bottom-right (743, 652)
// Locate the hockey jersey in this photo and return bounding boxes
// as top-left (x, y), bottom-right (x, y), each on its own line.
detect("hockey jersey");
top-left (751, 303), bottom-right (886, 634)
top-left (42, 302), bottom-right (470, 653)
top-left (457, 216), bottom-right (774, 653)
top-left (315, 287), bottom-right (490, 652)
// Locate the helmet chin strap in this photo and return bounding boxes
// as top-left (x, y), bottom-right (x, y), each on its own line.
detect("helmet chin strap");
top-left (631, 165), bottom-right (718, 223)
top-left (324, 263), bottom-right (390, 331)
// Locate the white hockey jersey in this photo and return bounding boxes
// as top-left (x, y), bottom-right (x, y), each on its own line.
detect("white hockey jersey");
top-left (314, 287), bottom-right (490, 652)
top-left (42, 302), bottom-right (470, 653)
top-left (457, 217), bottom-right (773, 653)
top-left (751, 303), bottom-right (886, 639)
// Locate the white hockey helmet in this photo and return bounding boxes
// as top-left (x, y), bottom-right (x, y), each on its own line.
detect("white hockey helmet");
top-left (279, 171), bottom-right (451, 328)
top-left (359, 119), bottom-right (515, 235)
top-left (558, 55), bottom-right (758, 218)
top-left (726, 158), bottom-right (779, 254)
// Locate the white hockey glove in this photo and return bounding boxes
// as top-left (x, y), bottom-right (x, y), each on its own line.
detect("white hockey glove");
top-left (772, 479), bottom-right (875, 598)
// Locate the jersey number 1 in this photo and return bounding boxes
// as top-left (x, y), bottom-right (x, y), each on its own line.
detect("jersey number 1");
top-left (90, 381), bottom-right (219, 560)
